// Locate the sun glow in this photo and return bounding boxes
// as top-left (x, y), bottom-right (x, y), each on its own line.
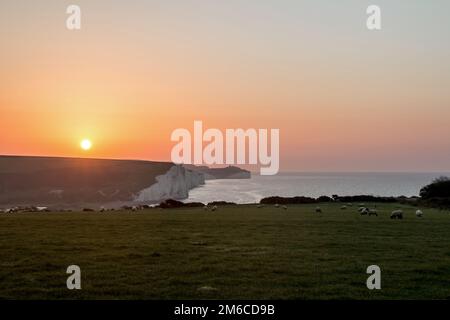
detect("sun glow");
top-left (80, 139), bottom-right (92, 151)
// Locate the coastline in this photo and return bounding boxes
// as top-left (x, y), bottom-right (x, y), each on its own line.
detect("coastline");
top-left (185, 172), bottom-right (450, 204)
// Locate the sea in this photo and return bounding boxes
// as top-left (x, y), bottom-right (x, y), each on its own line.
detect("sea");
top-left (185, 172), bottom-right (450, 204)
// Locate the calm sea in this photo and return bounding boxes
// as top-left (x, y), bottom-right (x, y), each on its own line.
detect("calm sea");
top-left (185, 172), bottom-right (450, 204)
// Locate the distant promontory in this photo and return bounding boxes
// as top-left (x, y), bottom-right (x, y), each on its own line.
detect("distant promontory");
top-left (184, 165), bottom-right (251, 179)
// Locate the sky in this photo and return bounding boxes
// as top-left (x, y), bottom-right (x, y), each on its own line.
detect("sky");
top-left (1, 0), bottom-right (450, 172)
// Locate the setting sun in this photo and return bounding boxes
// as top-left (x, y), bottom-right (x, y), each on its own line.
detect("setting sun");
top-left (80, 139), bottom-right (92, 151)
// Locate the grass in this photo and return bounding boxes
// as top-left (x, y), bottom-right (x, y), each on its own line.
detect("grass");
top-left (0, 203), bottom-right (449, 300)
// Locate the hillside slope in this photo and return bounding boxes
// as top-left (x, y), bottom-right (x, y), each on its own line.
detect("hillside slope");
top-left (0, 156), bottom-right (175, 206)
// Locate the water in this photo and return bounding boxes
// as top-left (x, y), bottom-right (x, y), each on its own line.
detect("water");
top-left (185, 172), bottom-right (450, 204)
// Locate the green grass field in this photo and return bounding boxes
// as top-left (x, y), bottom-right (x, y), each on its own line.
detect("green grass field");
top-left (0, 203), bottom-right (449, 300)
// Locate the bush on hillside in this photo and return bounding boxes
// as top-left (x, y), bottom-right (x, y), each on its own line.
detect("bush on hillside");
top-left (260, 196), bottom-right (316, 205)
top-left (420, 176), bottom-right (450, 199)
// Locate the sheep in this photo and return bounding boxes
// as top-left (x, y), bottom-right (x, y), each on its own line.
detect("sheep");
top-left (274, 204), bottom-right (280, 208)
top-left (203, 206), bottom-right (209, 211)
top-left (390, 209), bottom-right (403, 219)
top-left (416, 209), bottom-right (423, 218)
top-left (211, 205), bottom-right (218, 212)
top-left (368, 209), bottom-right (378, 216)
top-left (347, 203), bottom-right (353, 207)
top-left (257, 204), bottom-right (264, 208)
top-left (358, 207), bottom-right (369, 215)
top-left (131, 206), bottom-right (138, 212)
top-left (315, 207), bottom-right (322, 213)
top-left (340, 205), bottom-right (347, 210)
top-left (282, 205), bottom-right (288, 210)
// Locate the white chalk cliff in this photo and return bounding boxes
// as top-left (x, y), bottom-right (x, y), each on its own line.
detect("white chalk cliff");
top-left (134, 165), bottom-right (205, 202)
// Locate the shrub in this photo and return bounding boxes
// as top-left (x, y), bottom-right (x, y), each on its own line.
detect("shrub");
top-left (317, 196), bottom-right (333, 202)
top-left (158, 199), bottom-right (185, 208)
top-left (207, 201), bottom-right (237, 206)
top-left (420, 176), bottom-right (450, 199)
top-left (260, 196), bottom-right (316, 205)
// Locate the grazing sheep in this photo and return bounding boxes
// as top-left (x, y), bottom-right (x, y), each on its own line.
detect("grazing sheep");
top-left (347, 203), bottom-right (353, 207)
top-left (274, 204), bottom-right (280, 208)
top-left (282, 205), bottom-right (288, 210)
top-left (257, 204), bottom-right (264, 208)
top-left (131, 206), bottom-right (138, 212)
top-left (315, 207), bottom-right (322, 213)
top-left (203, 206), bottom-right (209, 211)
top-left (368, 209), bottom-right (378, 216)
top-left (358, 207), bottom-right (368, 215)
top-left (416, 209), bottom-right (423, 218)
top-left (211, 205), bottom-right (218, 212)
top-left (390, 209), bottom-right (403, 219)
top-left (340, 205), bottom-right (347, 210)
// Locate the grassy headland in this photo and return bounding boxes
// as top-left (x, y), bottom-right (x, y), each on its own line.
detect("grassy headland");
top-left (0, 203), bottom-right (449, 299)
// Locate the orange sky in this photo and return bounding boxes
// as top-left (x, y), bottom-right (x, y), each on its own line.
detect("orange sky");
top-left (1, 1), bottom-right (450, 171)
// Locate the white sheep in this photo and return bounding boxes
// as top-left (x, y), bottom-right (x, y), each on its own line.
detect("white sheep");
top-left (211, 205), bottom-right (218, 212)
top-left (282, 205), bottom-right (288, 210)
top-left (340, 205), bottom-right (347, 210)
top-left (368, 209), bottom-right (378, 216)
top-left (358, 207), bottom-right (369, 215)
top-left (390, 209), bottom-right (403, 219)
top-left (274, 204), bottom-right (280, 208)
top-left (416, 209), bottom-right (423, 217)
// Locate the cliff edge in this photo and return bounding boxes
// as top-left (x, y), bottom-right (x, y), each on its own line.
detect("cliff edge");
top-left (0, 156), bottom-right (203, 207)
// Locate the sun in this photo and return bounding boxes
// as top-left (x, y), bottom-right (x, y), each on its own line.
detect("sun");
top-left (80, 139), bottom-right (92, 151)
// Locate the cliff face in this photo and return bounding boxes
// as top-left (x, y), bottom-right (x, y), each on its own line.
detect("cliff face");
top-left (135, 165), bottom-right (205, 202)
top-left (0, 156), bottom-right (217, 207)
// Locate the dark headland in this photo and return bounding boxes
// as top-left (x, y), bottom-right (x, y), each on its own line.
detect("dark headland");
top-left (0, 155), bottom-right (250, 208)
